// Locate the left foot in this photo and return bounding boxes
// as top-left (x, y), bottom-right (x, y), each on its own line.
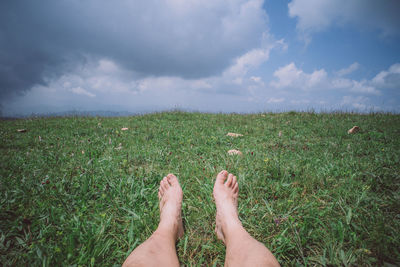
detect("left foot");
top-left (157, 174), bottom-right (184, 240)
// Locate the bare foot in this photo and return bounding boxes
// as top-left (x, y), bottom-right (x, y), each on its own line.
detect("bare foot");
top-left (213, 170), bottom-right (241, 243)
top-left (158, 174), bottom-right (184, 240)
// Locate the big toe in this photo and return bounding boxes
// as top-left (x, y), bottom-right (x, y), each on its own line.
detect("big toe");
top-left (167, 173), bottom-right (179, 186)
top-left (215, 170), bottom-right (228, 185)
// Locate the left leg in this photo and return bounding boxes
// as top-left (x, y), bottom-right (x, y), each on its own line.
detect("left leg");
top-left (122, 174), bottom-right (184, 267)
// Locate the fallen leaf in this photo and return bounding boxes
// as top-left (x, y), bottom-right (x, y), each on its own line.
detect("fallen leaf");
top-left (228, 149), bottom-right (242, 155)
top-left (17, 129), bottom-right (27, 133)
top-left (38, 136), bottom-right (42, 142)
top-left (121, 127), bottom-right (129, 131)
top-left (278, 131), bottom-right (282, 137)
top-left (115, 143), bottom-right (122, 150)
top-left (348, 126), bottom-right (360, 134)
top-left (226, 132), bottom-right (243, 137)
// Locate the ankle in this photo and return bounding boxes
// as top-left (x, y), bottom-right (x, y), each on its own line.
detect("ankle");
top-left (221, 217), bottom-right (243, 236)
top-left (223, 222), bottom-right (253, 247)
top-left (156, 222), bottom-right (179, 240)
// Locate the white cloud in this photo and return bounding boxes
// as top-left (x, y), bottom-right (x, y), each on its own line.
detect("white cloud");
top-left (372, 63), bottom-right (400, 88)
top-left (4, 55), bottom-right (400, 115)
top-left (350, 81), bottom-right (380, 95)
top-left (270, 62), bottom-right (390, 96)
top-left (0, 0), bottom-right (272, 103)
top-left (97, 59), bottom-right (119, 73)
top-left (270, 62), bottom-right (328, 90)
top-left (331, 78), bottom-right (353, 89)
top-left (288, 0), bottom-right (400, 42)
top-left (224, 47), bottom-right (271, 81)
top-left (275, 39), bottom-right (288, 51)
top-left (336, 62), bottom-right (360, 77)
top-left (291, 99), bottom-right (310, 104)
top-left (44, 38), bottom-right (281, 101)
top-left (70, 87), bottom-right (96, 98)
top-left (270, 63), bottom-right (302, 88)
top-left (14, 0), bottom-right (282, 104)
top-left (341, 95), bottom-right (370, 110)
top-left (250, 76), bottom-right (263, 84)
top-left (267, 97), bottom-right (285, 103)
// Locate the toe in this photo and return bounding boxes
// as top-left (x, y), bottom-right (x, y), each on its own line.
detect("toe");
top-left (167, 173), bottom-right (179, 186)
top-left (233, 182), bottom-right (239, 194)
top-left (226, 173), bottom-right (233, 187)
top-left (161, 177), bottom-right (169, 191)
top-left (216, 170), bottom-right (228, 184)
top-left (163, 183), bottom-right (169, 192)
top-left (232, 175), bottom-right (237, 188)
top-left (159, 185), bottom-right (165, 197)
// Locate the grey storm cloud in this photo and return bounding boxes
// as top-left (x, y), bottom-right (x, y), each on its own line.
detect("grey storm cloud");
top-left (289, 0), bottom-right (400, 37)
top-left (0, 0), bottom-right (268, 101)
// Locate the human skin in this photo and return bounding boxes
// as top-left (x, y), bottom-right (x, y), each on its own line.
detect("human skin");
top-left (122, 171), bottom-right (280, 267)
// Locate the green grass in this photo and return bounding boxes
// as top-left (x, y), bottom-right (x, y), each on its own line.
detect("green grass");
top-left (1, 111), bottom-right (399, 266)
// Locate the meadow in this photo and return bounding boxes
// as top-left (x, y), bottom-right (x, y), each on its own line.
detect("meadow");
top-left (1, 111), bottom-right (399, 266)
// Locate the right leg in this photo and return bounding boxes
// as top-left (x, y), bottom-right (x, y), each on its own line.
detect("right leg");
top-left (213, 170), bottom-right (280, 267)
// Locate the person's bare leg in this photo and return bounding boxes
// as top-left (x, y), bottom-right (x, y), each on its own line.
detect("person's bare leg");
top-left (213, 170), bottom-right (280, 267)
top-left (123, 174), bottom-right (184, 267)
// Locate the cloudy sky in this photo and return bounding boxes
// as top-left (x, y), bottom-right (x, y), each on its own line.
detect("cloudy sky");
top-left (1, 0), bottom-right (400, 116)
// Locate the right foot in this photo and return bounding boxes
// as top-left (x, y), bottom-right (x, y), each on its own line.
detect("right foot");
top-left (213, 170), bottom-right (241, 243)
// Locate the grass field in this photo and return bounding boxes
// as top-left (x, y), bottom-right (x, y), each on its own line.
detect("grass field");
top-left (1, 111), bottom-right (399, 266)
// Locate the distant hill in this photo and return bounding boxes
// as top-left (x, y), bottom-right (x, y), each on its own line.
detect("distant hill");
top-left (1, 110), bottom-right (136, 119)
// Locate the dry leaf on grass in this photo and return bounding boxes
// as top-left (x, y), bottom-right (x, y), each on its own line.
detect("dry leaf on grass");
top-left (228, 149), bottom-right (242, 155)
top-left (121, 128), bottom-right (129, 131)
top-left (278, 131), bottom-right (282, 137)
top-left (226, 132), bottom-right (243, 137)
top-left (17, 129), bottom-right (27, 133)
top-left (348, 126), bottom-right (360, 134)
